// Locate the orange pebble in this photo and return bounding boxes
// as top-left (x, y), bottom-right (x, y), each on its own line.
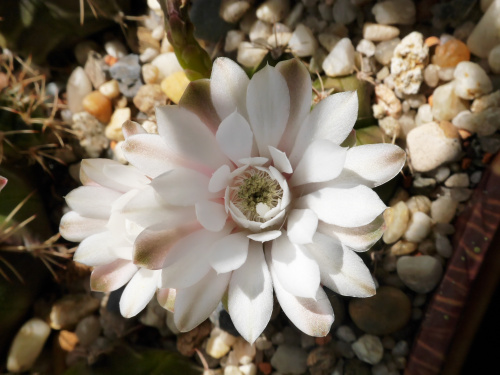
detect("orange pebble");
top-left (104, 55), bottom-right (118, 66)
top-left (433, 39), bottom-right (470, 68)
top-left (425, 36), bottom-right (440, 47)
top-left (428, 95), bottom-right (433, 107)
top-left (258, 362), bottom-right (272, 375)
top-left (110, 140), bottom-right (117, 150)
top-left (82, 90), bottom-right (112, 123)
top-left (58, 330), bottom-right (79, 352)
top-left (458, 129), bottom-right (472, 140)
top-left (315, 335), bottom-right (332, 346)
top-left (462, 158), bottom-right (472, 169)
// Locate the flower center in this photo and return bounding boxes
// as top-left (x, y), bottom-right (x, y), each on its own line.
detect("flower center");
top-left (231, 167), bottom-right (283, 222)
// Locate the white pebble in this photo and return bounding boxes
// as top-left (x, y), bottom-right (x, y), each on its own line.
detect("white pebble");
top-left (220, 0), bottom-right (251, 23)
top-left (332, 0), bottom-right (357, 25)
top-left (467, 0), bottom-right (500, 58)
top-left (357, 39), bottom-right (376, 57)
top-left (435, 234), bottom-right (453, 258)
top-left (431, 196), bottom-right (458, 223)
top-left (224, 30), bottom-right (245, 53)
top-left (318, 33), bottom-right (341, 52)
top-left (104, 40), bottom-right (127, 58)
top-left (140, 47), bottom-right (159, 63)
top-left (404, 212), bottom-right (432, 242)
top-left (237, 42), bottom-right (267, 68)
top-left (99, 79), bottom-right (120, 99)
top-left (453, 61), bottom-right (493, 100)
top-left (445, 173), bottom-right (469, 188)
top-left (405, 195), bottom-right (431, 215)
top-left (151, 52), bottom-right (183, 80)
top-left (67, 67), bottom-right (93, 114)
top-left (383, 201), bottom-right (410, 244)
top-left (372, 0), bottom-right (416, 25)
top-left (424, 64), bottom-right (440, 87)
top-left (352, 335), bottom-right (384, 365)
top-left (415, 104), bottom-right (433, 126)
top-left (322, 38), bottom-right (355, 77)
top-left (363, 23), bottom-right (400, 42)
top-left (256, 0), bottom-right (290, 23)
top-left (432, 82), bottom-right (469, 122)
top-left (288, 24), bottom-right (317, 57)
top-left (488, 44), bottom-right (500, 74)
top-left (7, 318), bottom-right (51, 373)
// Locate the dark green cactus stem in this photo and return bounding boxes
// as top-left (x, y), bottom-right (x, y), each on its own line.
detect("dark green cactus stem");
top-left (159, 0), bottom-right (213, 81)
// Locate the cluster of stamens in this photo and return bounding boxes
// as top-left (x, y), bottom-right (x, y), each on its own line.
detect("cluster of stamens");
top-left (230, 167), bottom-right (283, 222)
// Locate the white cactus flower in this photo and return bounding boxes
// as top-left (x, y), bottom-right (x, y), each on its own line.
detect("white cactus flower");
top-left (61, 58), bottom-right (406, 343)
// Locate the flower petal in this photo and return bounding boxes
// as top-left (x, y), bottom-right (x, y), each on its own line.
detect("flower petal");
top-left (122, 185), bottom-right (196, 230)
top-left (317, 214), bottom-right (385, 252)
top-left (247, 230), bottom-right (282, 242)
top-left (195, 200), bottom-right (228, 232)
top-left (287, 209), bottom-right (318, 245)
top-left (59, 211), bottom-right (107, 242)
top-left (268, 166), bottom-right (291, 209)
top-left (174, 269), bottom-right (231, 332)
top-left (267, 251), bottom-right (334, 337)
top-left (122, 134), bottom-right (175, 178)
top-left (271, 234), bottom-right (320, 298)
top-left (133, 222), bottom-right (201, 269)
top-left (238, 157), bottom-right (269, 166)
top-left (122, 120), bottom-right (147, 138)
top-left (298, 185), bottom-right (386, 228)
top-left (150, 168), bottom-right (214, 206)
top-left (334, 144), bottom-right (406, 188)
top-left (161, 228), bottom-right (231, 289)
top-left (156, 105), bottom-right (230, 173)
top-left (276, 59), bottom-right (312, 154)
top-left (289, 139), bottom-right (347, 187)
top-left (73, 231), bottom-right (125, 266)
top-left (65, 186), bottom-right (121, 219)
top-left (90, 259), bottom-right (138, 292)
top-left (289, 91), bottom-right (358, 167)
top-left (209, 165), bottom-right (231, 193)
top-left (269, 146), bottom-right (293, 174)
top-left (246, 65), bottom-right (290, 158)
top-left (80, 159), bottom-right (132, 192)
top-left (179, 79), bottom-right (221, 133)
top-left (102, 164), bottom-right (150, 190)
top-left (210, 232), bottom-right (249, 273)
top-left (216, 111), bottom-right (254, 164)
top-left (157, 288), bottom-right (176, 312)
top-left (306, 232), bottom-right (376, 297)
top-left (210, 57), bottom-right (250, 120)
top-left (228, 241), bottom-right (273, 343)
top-left (119, 268), bottom-right (161, 318)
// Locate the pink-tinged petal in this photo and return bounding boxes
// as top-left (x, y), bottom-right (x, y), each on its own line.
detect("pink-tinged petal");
top-left (210, 57), bottom-right (250, 120)
top-left (269, 146), bottom-right (293, 174)
top-left (228, 203), bottom-right (262, 232)
top-left (73, 232), bottom-right (124, 266)
top-left (179, 79), bottom-right (221, 133)
top-left (80, 159), bottom-right (131, 192)
top-left (289, 140), bottom-right (347, 187)
top-left (133, 222), bottom-right (201, 269)
top-left (161, 228), bottom-right (229, 289)
top-left (276, 59), bottom-right (312, 155)
top-left (122, 120), bottom-right (147, 139)
top-left (157, 288), bottom-right (176, 312)
top-left (119, 268), bottom-right (161, 318)
top-left (228, 241), bottom-right (273, 343)
top-left (195, 200), bottom-right (227, 232)
top-left (216, 111), bottom-right (254, 164)
top-left (122, 134), bottom-right (175, 178)
top-left (306, 232), bottom-right (376, 297)
top-left (286, 209), bottom-right (318, 245)
top-left (267, 251), bottom-right (334, 337)
top-left (156, 105), bottom-right (230, 172)
top-left (317, 214), bottom-right (385, 252)
top-left (102, 164), bottom-right (150, 190)
top-left (289, 91), bottom-right (358, 167)
top-left (174, 269), bottom-right (231, 332)
top-left (247, 230), bottom-right (282, 242)
top-left (334, 144), bottom-right (406, 188)
top-left (209, 165), bottom-right (231, 193)
top-left (90, 259), bottom-right (138, 292)
top-left (210, 232), bottom-right (249, 273)
top-left (271, 234), bottom-right (320, 298)
top-left (59, 211), bottom-right (107, 242)
top-left (0, 176), bottom-right (7, 192)
top-left (65, 186), bottom-right (121, 219)
top-left (298, 185), bottom-right (386, 228)
top-left (247, 65), bottom-right (290, 158)
top-left (150, 168), bottom-right (214, 206)
top-left (122, 185), bottom-right (196, 230)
